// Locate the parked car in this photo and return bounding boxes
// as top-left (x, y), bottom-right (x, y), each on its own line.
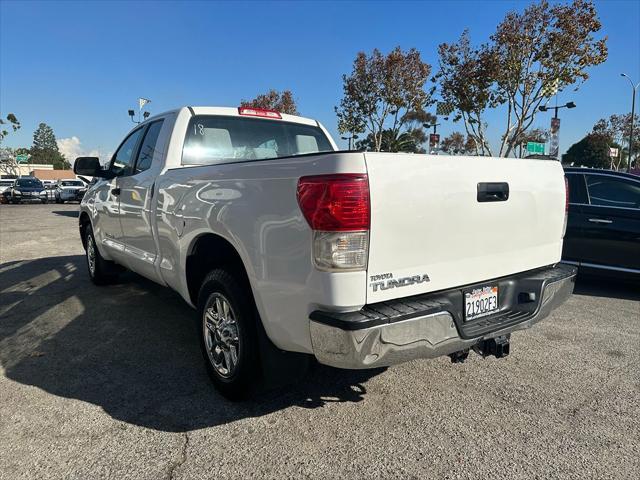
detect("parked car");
top-left (6, 177), bottom-right (48, 204)
top-left (74, 106), bottom-right (576, 399)
top-left (563, 167), bottom-right (640, 278)
top-left (0, 179), bottom-right (15, 203)
top-left (54, 179), bottom-right (87, 203)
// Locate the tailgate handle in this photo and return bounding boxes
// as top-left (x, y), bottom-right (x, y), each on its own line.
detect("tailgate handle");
top-left (477, 182), bottom-right (509, 202)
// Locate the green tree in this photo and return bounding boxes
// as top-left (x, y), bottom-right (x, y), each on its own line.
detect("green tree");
top-left (240, 89), bottom-right (298, 115)
top-left (31, 123), bottom-right (70, 169)
top-left (0, 114), bottom-right (23, 176)
top-left (0, 113), bottom-right (21, 143)
top-left (356, 128), bottom-right (427, 153)
top-left (592, 113), bottom-right (639, 168)
top-left (336, 47), bottom-right (432, 152)
top-left (492, 0), bottom-right (607, 157)
top-left (562, 133), bottom-right (611, 168)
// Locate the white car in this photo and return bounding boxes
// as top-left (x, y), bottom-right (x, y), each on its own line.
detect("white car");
top-left (74, 106), bottom-right (576, 399)
top-left (54, 179), bottom-right (87, 203)
top-left (0, 179), bottom-right (15, 195)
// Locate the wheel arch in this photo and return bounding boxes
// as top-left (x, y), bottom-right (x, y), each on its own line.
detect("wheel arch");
top-left (79, 211), bottom-right (91, 249)
top-left (185, 232), bottom-right (254, 307)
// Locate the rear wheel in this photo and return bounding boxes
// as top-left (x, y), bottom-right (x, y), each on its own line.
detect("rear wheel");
top-left (198, 268), bottom-right (260, 400)
top-left (85, 225), bottom-right (118, 285)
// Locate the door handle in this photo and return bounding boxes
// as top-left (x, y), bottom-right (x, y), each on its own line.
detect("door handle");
top-left (111, 188), bottom-right (121, 196)
top-left (477, 182), bottom-right (509, 202)
top-left (588, 218), bottom-right (612, 224)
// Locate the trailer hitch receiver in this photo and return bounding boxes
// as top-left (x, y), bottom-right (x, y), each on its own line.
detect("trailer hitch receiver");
top-left (474, 334), bottom-right (510, 359)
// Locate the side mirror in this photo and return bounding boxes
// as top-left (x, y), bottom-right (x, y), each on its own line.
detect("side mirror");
top-left (74, 157), bottom-right (107, 177)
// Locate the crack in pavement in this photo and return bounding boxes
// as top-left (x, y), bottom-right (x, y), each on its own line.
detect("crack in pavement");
top-left (167, 432), bottom-right (190, 480)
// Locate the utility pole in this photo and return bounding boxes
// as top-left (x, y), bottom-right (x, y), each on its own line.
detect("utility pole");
top-left (621, 74), bottom-right (639, 172)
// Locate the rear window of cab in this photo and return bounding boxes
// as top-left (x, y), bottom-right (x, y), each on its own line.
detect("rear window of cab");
top-left (182, 115), bottom-right (333, 166)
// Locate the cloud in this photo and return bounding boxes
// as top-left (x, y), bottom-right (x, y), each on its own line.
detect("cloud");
top-left (57, 137), bottom-right (110, 165)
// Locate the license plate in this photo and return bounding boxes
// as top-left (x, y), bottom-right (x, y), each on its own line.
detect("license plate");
top-left (464, 285), bottom-right (499, 321)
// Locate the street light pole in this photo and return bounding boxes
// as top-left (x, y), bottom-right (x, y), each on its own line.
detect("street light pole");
top-left (621, 73), bottom-right (639, 172)
top-left (341, 134), bottom-right (359, 150)
top-left (538, 102), bottom-right (576, 159)
top-left (422, 122), bottom-right (441, 134)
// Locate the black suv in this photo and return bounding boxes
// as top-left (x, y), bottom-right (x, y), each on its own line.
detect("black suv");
top-left (563, 167), bottom-right (640, 278)
top-left (6, 177), bottom-right (48, 204)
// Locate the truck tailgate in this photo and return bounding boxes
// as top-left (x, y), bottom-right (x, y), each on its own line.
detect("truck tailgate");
top-left (365, 153), bottom-right (566, 303)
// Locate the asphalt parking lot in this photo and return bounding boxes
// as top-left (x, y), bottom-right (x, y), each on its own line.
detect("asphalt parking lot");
top-left (0, 203), bottom-right (638, 480)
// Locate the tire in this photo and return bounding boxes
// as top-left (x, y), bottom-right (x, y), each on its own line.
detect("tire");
top-left (84, 225), bottom-right (118, 285)
top-left (41, 199), bottom-right (47, 204)
top-left (198, 268), bottom-right (260, 400)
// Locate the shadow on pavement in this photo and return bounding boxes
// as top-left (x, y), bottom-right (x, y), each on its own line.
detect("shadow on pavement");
top-left (573, 274), bottom-right (640, 301)
top-left (0, 255), bottom-right (383, 432)
top-left (51, 210), bottom-right (79, 218)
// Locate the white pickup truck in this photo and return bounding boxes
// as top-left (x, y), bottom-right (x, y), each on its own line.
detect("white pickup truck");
top-left (74, 106), bottom-right (576, 398)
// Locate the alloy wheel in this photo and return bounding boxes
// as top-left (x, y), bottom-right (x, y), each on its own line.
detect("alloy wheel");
top-left (203, 293), bottom-right (240, 378)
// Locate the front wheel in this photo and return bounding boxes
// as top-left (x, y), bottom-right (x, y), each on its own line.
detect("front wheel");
top-left (41, 199), bottom-right (48, 204)
top-left (85, 225), bottom-right (118, 285)
top-left (198, 268), bottom-right (260, 400)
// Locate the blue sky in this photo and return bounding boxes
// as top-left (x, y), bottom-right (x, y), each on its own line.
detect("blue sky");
top-left (1, 0), bottom-right (639, 159)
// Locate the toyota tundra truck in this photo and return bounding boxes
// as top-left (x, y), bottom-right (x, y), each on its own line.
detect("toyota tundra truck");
top-left (74, 106), bottom-right (576, 399)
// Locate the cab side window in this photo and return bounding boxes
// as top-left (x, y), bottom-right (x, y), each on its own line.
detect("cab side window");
top-left (135, 120), bottom-right (164, 173)
top-left (586, 175), bottom-right (640, 209)
top-left (111, 127), bottom-right (145, 177)
top-left (566, 173), bottom-right (588, 204)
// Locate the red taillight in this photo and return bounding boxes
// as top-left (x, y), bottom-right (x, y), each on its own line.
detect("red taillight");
top-left (297, 174), bottom-right (370, 231)
top-left (237, 107), bottom-right (282, 119)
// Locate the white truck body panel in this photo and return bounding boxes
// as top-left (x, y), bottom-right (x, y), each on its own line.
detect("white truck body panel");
top-left (79, 106), bottom-right (572, 360)
top-left (365, 153), bottom-right (566, 302)
top-left (153, 152), bottom-right (368, 352)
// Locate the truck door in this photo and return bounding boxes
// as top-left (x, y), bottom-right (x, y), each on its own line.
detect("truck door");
top-left (94, 126), bottom-right (146, 264)
top-left (117, 119), bottom-right (166, 283)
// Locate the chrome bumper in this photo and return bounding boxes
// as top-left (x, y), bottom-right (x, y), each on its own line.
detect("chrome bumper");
top-left (310, 265), bottom-right (576, 369)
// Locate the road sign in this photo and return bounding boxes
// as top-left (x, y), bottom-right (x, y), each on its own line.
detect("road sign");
top-left (16, 154), bottom-right (29, 163)
top-left (526, 142), bottom-right (545, 154)
top-left (609, 147), bottom-right (619, 158)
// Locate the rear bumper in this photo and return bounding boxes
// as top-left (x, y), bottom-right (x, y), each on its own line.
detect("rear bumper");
top-left (309, 264), bottom-right (576, 369)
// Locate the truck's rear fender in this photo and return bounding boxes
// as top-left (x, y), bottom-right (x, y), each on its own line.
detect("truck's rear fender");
top-left (153, 152), bottom-right (369, 353)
